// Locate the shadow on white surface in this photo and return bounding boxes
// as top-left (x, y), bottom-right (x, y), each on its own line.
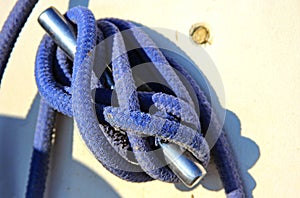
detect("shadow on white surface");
top-left (223, 110), bottom-right (260, 198)
top-left (175, 110), bottom-right (260, 198)
top-left (0, 95), bottom-right (120, 198)
top-left (0, 96), bottom-right (39, 197)
top-left (45, 102), bottom-right (120, 198)
top-left (68, 0), bottom-right (90, 9)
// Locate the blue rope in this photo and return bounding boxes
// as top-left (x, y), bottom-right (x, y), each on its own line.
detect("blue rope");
top-left (0, 0), bottom-right (38, 84)
top-left (0, 2), bottom-right (245, 198)
top-left (26, 99), bottom-right (56, 197)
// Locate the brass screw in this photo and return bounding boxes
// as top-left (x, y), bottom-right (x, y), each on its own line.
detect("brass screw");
top-left (189, 23), bottom-right (212, 45)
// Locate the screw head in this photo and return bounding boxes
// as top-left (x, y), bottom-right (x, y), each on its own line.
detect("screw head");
top-left (189, 23), bottom-right (211, 45)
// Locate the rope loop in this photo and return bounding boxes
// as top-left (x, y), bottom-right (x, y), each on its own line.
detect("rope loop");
top-left (35, 6), bottom-right (210, 182)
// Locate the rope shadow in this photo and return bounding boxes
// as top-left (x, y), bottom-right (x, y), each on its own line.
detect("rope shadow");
top-left (175, 110), bottom-right (260, 198)
top-left (68, 0), bottom-right (90, 9)
top-left (0, 95), bottom-right (120, 198)
top-left (45, 109), bottom-right (120, 198)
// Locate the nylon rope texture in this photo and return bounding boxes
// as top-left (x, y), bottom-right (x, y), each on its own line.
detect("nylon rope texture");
top-left (0, 2), bottom-right (245, 198)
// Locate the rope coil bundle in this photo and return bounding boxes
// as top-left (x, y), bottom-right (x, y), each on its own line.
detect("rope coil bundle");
top-left (34, 5), bottom-right (210, 184)
top-left (0, 2), bottom-right (245, 198)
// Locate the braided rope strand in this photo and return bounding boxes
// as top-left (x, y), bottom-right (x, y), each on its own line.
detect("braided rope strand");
top-left (0, 0), bottom-right (39, 84)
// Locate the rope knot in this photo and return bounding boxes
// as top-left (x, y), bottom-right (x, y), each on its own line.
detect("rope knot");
top-left (35, 6), bottom-right (209, 183)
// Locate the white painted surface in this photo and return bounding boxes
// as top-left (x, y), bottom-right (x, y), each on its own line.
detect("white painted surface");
top-left (0, 0), bottom-right (299, 197)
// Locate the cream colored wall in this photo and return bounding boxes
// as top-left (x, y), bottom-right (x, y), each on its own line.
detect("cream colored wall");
top-left (0, 0), bottom-right (299, 197)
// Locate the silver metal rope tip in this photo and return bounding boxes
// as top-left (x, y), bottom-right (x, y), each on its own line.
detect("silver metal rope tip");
top-left (38, 7), bottom-right (77, 60)
top-left (158, 141), bottom-right (206, 187)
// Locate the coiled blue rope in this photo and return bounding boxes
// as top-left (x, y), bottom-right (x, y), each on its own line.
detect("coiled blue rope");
top-left (0, 2), bottom-right (245, 198)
